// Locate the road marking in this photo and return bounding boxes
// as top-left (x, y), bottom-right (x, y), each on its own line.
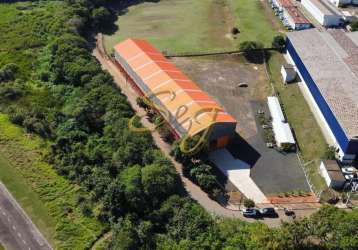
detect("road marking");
top-left (12, 225), bottom-right (16, 231)
top-left (7, 217), bottom-right (10, 222)
top-left (2, 211), bottom-right (6, 216)
top-left (18, 232), bottom-right (22, 238)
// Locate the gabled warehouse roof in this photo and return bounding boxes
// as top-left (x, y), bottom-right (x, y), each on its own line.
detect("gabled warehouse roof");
top-left (114, 39), bottom-right (236, 137)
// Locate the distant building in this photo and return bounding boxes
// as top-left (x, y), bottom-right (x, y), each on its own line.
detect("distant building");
top-left (272, 0), bottom-right (311, 30)
top-left (267, 96), bottom-right (296, 148)
top-left (301, 0), bottom-right (343, 26)
top-left (113, 39), bottom-right (237, 148)
top-left (286, 28), bottom-right (358, 162)
top-left (320, 160), bottom-right (346, 189)
top-left (328, 0), bottom-right (355, 7)
top-left (281, 64), bottom-right (297, 83)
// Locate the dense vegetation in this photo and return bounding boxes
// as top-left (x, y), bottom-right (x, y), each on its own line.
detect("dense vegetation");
top-left (0, 0), bottom-right (357, 249)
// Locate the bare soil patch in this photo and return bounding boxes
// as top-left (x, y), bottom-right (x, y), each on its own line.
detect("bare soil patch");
top-left (171, 55), bottom-right (269, 138)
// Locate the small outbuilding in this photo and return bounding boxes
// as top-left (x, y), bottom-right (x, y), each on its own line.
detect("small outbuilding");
top-left (320, 160), bottom-right (346, 190)
top-left (281, 64), bottom-right (296, 83)
top-left (267, 96), bottom-right (296, 149)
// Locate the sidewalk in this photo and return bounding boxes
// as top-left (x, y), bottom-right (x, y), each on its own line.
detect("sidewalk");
top-left (209, 149), bottom-right (267, 203)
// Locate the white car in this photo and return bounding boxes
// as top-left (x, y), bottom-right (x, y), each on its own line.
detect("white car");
top-left (342, 167), bottom-right (357, 174)
top-left (344, 174), bottom-right (356, 181)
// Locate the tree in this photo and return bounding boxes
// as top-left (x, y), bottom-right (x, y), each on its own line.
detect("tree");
top-left (189, 164), bottom-right (217, 192)
top-left (110, 216), bottom-right (139, 250)
top-left (239, 41), bottom-right (263, 52)
top-left (91, 7), bottom-right (112, 28)
top-left (120, 165), bottom-right (147, 214)
top-left (141, 164), bottom-right (179, 207)
top-left (272, 35), bottom-right (286, 52)
top-left (239, 41), bottom-right (264, 64)
top-left (0, 63), bottom-right (18, 82)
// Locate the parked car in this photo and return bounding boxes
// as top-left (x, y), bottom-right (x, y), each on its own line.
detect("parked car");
top-left (266, 142), bottom-right (274, 148)
top-left (259, 208), bottom-right (278, 218)
top-left (262, 124), bottom-right (271, 129)
top-left (242, 208), bottom-right (261, 218)
top-left (257, 109), bottom-right (264, 115)
top-left (342, 167), bottom-right (357, 174)
top-left (344, 174), bottom-right (357, 181)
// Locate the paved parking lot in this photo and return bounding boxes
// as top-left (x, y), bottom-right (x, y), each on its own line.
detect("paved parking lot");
top-left (172, 56), bottom-right (310, 195)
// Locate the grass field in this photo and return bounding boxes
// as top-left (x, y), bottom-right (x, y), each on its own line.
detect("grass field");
top-left (104, 0), bottom-right (280, 53)
top-left (0, 155), bottom-right (56, 244)
top-left (229, 0), bottom-right (281, 47)
top-left (0, 114), bottom-right (104, 249)
top-left (105, 0), bottom-right (232, 53)
top-left (267, 52), bottom-right (327, 192)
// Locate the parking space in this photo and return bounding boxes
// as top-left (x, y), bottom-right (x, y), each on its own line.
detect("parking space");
top-left (171, 56), bottom-right (310, 195)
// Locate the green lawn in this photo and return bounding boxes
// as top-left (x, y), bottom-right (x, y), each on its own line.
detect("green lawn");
top-left (104, 0), bottom-right (280, 53)
top-left (267, 52), bottom-right (327, 192)
top-left (105, 0), bottom-right (231, 53)
top-left (0, 114), bottom-right (104, 249)
top-left (229, 0), bottom-right (281, 47)
top-left (0, 155), bottom-right (56, 245)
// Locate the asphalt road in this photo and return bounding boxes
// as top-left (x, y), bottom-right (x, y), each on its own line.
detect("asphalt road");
top-left (0, 182), bottom-right (52, 250)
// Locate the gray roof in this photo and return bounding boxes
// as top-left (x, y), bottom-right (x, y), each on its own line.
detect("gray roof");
top-left (323, 160), bottom-right (345, 182)
top-left (287, 28), bottom-right (358, 139)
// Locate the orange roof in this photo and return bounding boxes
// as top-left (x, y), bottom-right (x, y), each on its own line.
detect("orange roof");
top-left (114, 39), bottom-right (236, 137)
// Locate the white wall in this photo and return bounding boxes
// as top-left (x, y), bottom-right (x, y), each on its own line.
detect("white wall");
top-left (320, 162), bottom-right (331, 187)
top-left (301, 0), bottom-right (341, 26)
top-left (328, 0), bottom-right (352, 6)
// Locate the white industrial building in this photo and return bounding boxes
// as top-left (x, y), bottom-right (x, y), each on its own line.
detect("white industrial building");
top-left (301, 0), bottom-right (343, 26)
top-left (328, 0), bottom-right (358, 7)
top-left (320, 160), bottom-right (346, 189)
top-left (267, 96), bottom-right (296, 148)
top-left (286, 28), bottom-right (358, 162)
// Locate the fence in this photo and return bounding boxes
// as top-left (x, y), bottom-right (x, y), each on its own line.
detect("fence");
top-left (263, 50), bottom-right (322, 200)
top-left (163, 47), bottom-right (276, 58)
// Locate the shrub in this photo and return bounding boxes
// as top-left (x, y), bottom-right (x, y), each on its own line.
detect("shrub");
top-left (272, 35), bottom-right (286, 51)
top-left (323, 145), bottom-right (336, 160)
top-left (231, 27), bottom-right (240, 35)
top-left (351, 20), bottom-right (358, 31)
top-left (243, 198), bottom-right (255, 208)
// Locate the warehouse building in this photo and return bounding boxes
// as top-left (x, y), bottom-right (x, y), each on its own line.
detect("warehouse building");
top-left (301, 0), bottom-right (343, 26)
top-left (286, 28), bottom-right (358, 162)
top-left (328, 0), bottom-right (358, 7)
top-left (113, 39), bottom-right (237, 148)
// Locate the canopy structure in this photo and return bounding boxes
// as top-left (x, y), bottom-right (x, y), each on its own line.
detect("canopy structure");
top-left (114, 39), bottom-right (237, 138)
top-left (267, 96), bottom-right (295, 146)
